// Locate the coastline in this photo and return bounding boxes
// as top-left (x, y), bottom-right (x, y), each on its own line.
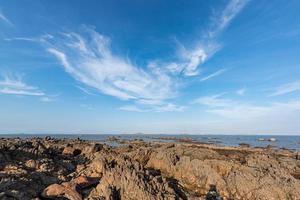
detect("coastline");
top-left (1, 134), bottom-right (300, 151)
top-left (0, 136), bottom-right (300, 199)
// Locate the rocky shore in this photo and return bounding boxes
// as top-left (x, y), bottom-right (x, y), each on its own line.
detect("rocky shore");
top-left (0, 137), bottom-right (300, 200)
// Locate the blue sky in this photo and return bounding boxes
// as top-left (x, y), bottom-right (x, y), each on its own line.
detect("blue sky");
top-left (1, 0), bottom-right (300, 134)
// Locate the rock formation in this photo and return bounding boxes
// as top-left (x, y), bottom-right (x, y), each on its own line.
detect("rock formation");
top-left (0, 137), bottom-right (299, 199)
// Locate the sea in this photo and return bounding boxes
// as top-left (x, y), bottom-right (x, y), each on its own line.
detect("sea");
top-left (0, 134), bottom-right (299, 151)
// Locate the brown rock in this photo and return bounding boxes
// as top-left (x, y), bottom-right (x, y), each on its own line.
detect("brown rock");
top-left (42, 182), bottom-right (82, 200)
top-left (82, 143), bottom-right (103, 155)
top-left (146, 144), bottom-right (300, 199)
top-left (63, 146), bottom-right (82, 156)
top-left (1, 137), bottom-right (300, 200)
top-left (41, 176), bottom-right (99, 200)
top-left (88, 157), bottom-right (185, 200)
top-left (72, 175), bottom-right (100, 189)
top-left (25, 159), bottom-right (37, 169)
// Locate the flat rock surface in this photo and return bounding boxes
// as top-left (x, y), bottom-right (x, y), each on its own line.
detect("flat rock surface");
top-left (0, 137), bottom-right (300, 200)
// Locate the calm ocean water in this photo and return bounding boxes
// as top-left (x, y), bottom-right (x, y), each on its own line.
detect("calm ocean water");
top-left (1, 134), bottom-right (299, 150)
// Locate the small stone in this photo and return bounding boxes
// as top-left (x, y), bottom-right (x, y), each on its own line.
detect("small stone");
top-left (25, 159), bottom-right (37, 169)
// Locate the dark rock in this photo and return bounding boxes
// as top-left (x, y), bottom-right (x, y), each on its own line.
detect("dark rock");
top-left (205, 185), bottom-right (223, 200)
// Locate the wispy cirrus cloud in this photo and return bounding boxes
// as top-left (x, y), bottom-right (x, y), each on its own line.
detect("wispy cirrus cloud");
top-left (140, 0), bottom-right (249, 77)
top-left (194, 93), bottom-right (300, 121)
top-left (45, 29), bottom-right (183, 112)
top-left (76, 85), bottom-right (97, 96)
top-left (4, 37), bottom-right (37, 42)
top-left (193, 93), bottom-right (267, 119)
top-left (4, 34), bottom-right (54, 42)
top-left (119, 98), bottom-right (185, 112)
top-left (46, 30), bottom-right (176, 102)
top-left (176, 0), bottom-right (249, 76)
top-left (120, 103), bottom-right (185, 113)
top-left (207, 100), bottom-right (300, 121)
top-left (0, 73), bottom-right (45, 96)
top-left (270, 81), bottom-right (300, 97)
top-left (38, 0), bottom-right (249, 112)
top-left (175, 42), bottom-right (219, 76)
top-left (135, 99), bottom-right (185, 112)
top-left (208, 0), bottom-right (250, 38)
top-left (193, 93), bottom-right (236, 107)
top-left (119, 105), bottom-right (147, 112)
top-left (200, 68), bottom-right (227, 81)
top-left (39, 94), bottom-right (59, 102)
top-left (0, 10), bottom-right (13, 26)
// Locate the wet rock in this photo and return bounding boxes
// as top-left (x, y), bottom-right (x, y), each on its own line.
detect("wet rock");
top-left (238, 143), bottom-right (250, 148)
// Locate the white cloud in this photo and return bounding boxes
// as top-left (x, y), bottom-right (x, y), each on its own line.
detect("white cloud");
top-left (176, 0), bottom-right (249, 76)
top-left (43, 1), bottom-right (249, 111)
top-left (120, 103), bottom-right (185, 113)
top-left (119, 105), bottom-right (147, 112)
top-left (76, 85), bottom-right (97, 96)
top-left (154, 103), bottom-right (185, 112)
top-left (207, 101), bottom-right (300, 122)
top-left (200, 68), bottom-right (227, 81)
top-left (40, 96), bottom-right (58, 102)
top-left (4, 37), bottom-right (37, 42)
top-left (136, 99), bottom-right (163, 106)
top-left (120, 98), bottom-right (185, 112)
top-left (208, 104), bottom-right (269, 119)
top-left (0, 10), bottom-right (13, 26)
top-left (177, 43), bottom-right (219, 76)
top-left (0, 73), bottom-right (45, 96)
top-left (194, 93), bottom-right (300, 122)
top-left (46, 30), bottom-right (175, 102)
top-left (193, 93), bottom-right (235, 107)
top-left (0, 88), bottom-right (44, 96)
top-left (236, 87), bottom-right (246, 96)
top-left (270, 81), bottom-right (300, 97)
top-left (40, 97), bottom-right (52, 102)
top-left (208, 0), bottom-right (249, 38)
top-left (45, 29), bottom-right (185, 112)
top-left (4, 34), bottom-right (54, 43)
top-left (194, 94), bottom-right (267, 119)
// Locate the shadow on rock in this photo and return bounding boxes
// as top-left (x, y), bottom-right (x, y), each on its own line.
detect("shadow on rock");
top-left (205, 185), bottom-right (223, 200)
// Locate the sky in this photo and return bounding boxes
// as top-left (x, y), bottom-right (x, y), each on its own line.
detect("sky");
top-left (1, 0), bottom-right (300, 134)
